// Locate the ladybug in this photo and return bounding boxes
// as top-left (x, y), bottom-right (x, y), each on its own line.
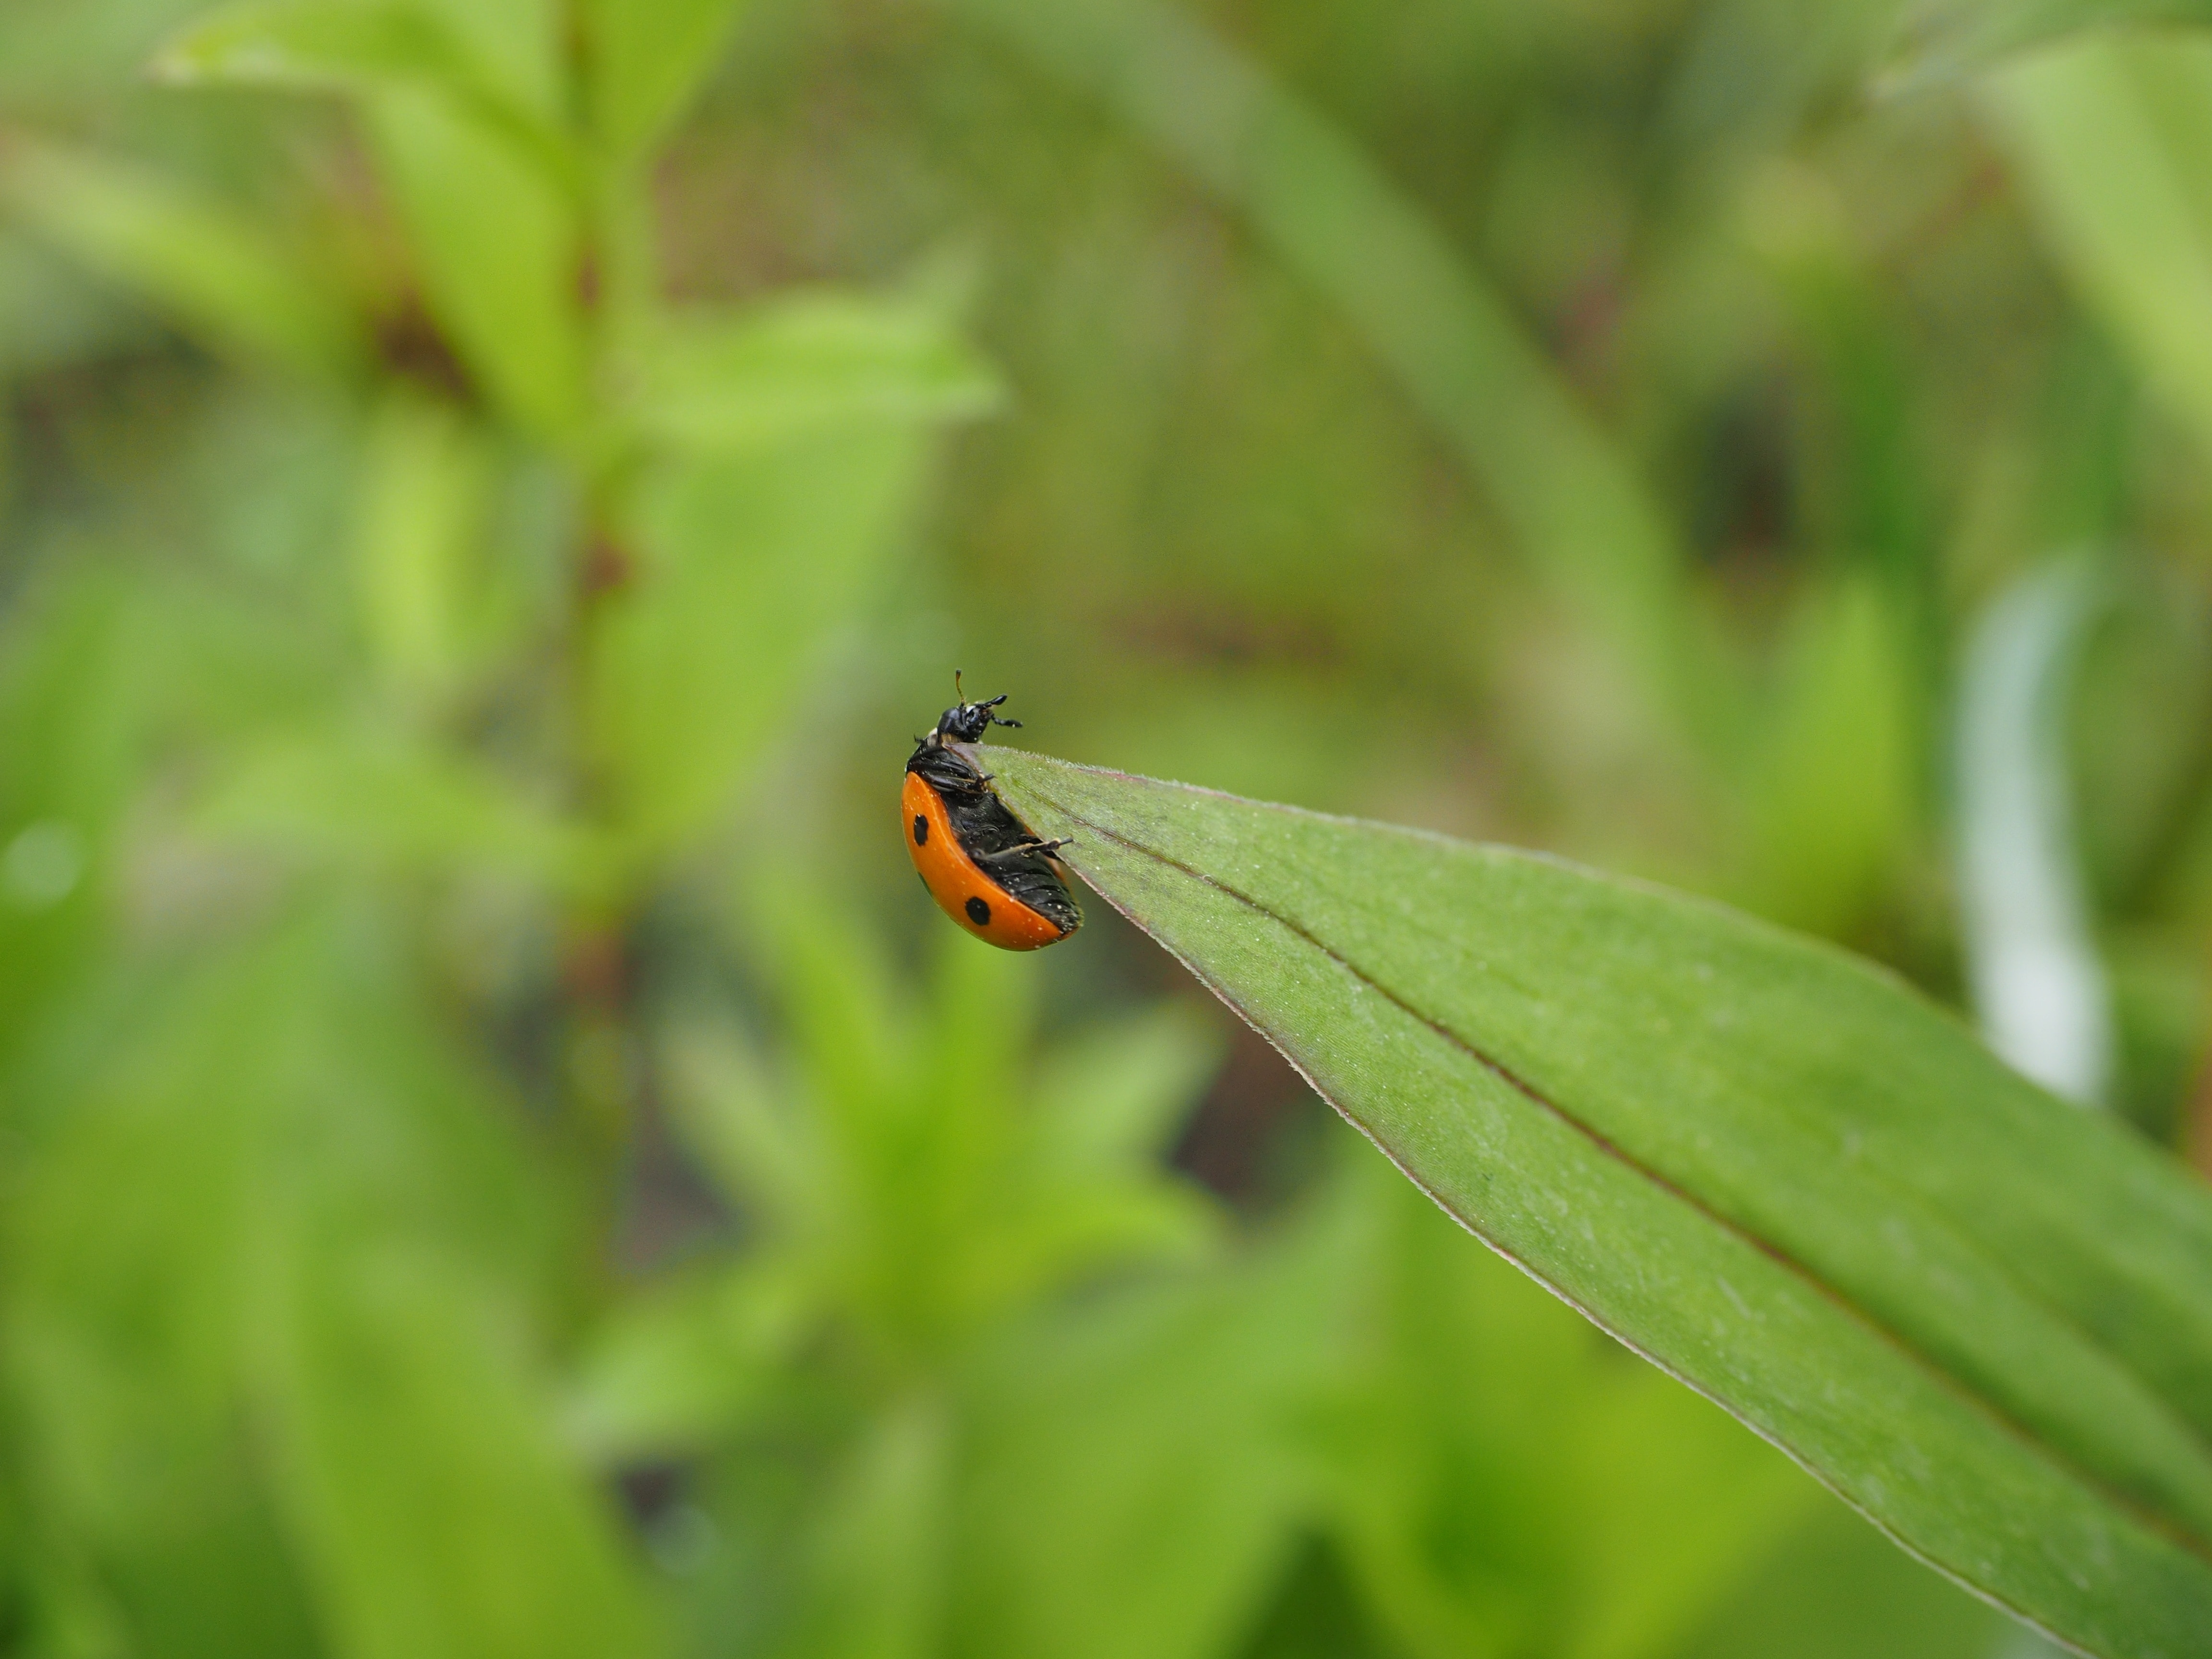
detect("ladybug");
top-left (904, 678), bottom-right (1081, 950)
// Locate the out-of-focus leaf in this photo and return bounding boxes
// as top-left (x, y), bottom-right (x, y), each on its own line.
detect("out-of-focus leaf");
top-left (0, 228), bottom-right (148, 373)
top-left (565, 1259), bottom-right (808, 1460)
top-left (153, 2), bottom-right (484, 96)
top-left (623, 294), bottom-right (1004, 452)
top-left (589, 427), bottom-right (928, 857)
top-left (986, 745), bottom-right (2212, 1659)
top-left (160, 0), bottom-right (586, 425)
top-left (154, 0), bottom-right (563, 128)
top-left (1956, 561), bottom-right (2114, 1105)
top-left (363, 86), bottom-right (584, 436)
top-left (194, 723), bottom-right (588, 886)
top-left (950, 1203), bottom-right (1349, 1659)
top-left (1320, 1160), bottom-right (1807, 1659)
top-left (1881, 0), bottom-right (2212, 90)
top-left (155, 5), bottom-right (584, 429)
top-left (795, 1395), bottom-right (950, 1659)
top-left (410, 0), bottom-right (561, 120)
top-left (1561, 1368), bottom-right (1808, 1659)
top-left (0, 561), bottom-right (328, 1054)
top-left (954, 0), bottom-right (1729, 746)
top-left (351, 393), bottom-right (494, 705)
top-left (1981, 35), bottom-right (2212, 467)
top-left (1671, 1498), bottom-right (2004, 1658)
top-left (0, 137), bottom-right (361, 380)
top-left (267, 1238), bottom-right (659, 1659)
top-left (8, 905), bottom-right (624, 1658)
top-left (1737, 575), bottom-right (1913, 937)
top-left (1741, 163), bottom-right (1940, 683)
top-left (582, 0), bottom-right (753, 160)
top-left (1029, 1002), bottom-right (1223, 1174)
top-left (663, 1020), bottom-right (836, 1233)
top-left (675, 902), bottom-right (1221, 1349)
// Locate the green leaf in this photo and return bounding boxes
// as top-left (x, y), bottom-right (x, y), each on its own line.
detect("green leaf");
top-left (581, 0), bottom-right (753, 160)
top-left (1735, 575), bottom-right (1914, 938)
top-left (158, 6), bottom-right (588, 428)
top-left (0, 139), bottom-right (361, 381)
top-left (153, 1), bottom-right (486, 96)
top-left (621, 294), bottom-right (1004, 452)
top-left (1980, 35), bottom-right (2212, 468)
top-left (949, 1209), bottom-right (1349, 1659)
top-left (349, 393), bottom-right (495, 705)
top-left (362, 85), bottom-right (585, 436)
top-left (1028, 1002), bottom-right (1223, 1174)
top-left (793, 1395), bottom-right (950, 1659)
top-left (1881, 0), bottom-right (2212, 90)
top-left (1319, 1157), bottom-right (1810, 1659)
top-left (194, 723), bottom-right (588, 887)
top-left (665, 899), bottom-right (1221, 1358)
top-left (588, 427), bottom-right (930, 857)
top-left (267, 1234), bottom-right (662, 1659)
top-left (155, 0), bottom-right (563, 126)
top-left (9, 906), bottom-right (645, 1659)
top-left (983, 745), bottom-right (2212, 1659)
top-left (565, 1258), bottom-right (807, 1459)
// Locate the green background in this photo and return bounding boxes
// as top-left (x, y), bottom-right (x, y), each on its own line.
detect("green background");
top-left (0, 0), bottom-right (2206, 1655)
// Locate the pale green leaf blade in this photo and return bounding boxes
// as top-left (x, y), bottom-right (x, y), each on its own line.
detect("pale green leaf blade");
top-left (564, 1259), bottom-right (805, 1460)
top-left (362, 85), bottom-right (584, 435)
top-left (154, 0), bottom-right (561, 121)
top-left (1735, 574), bottom-right (1914, 937)
top-left (582, 0), bottom-right (753, 160)
top-left (985, 745), bottom-right (2212, 1659)
top-left (1980, 36), bottom-right (2212, 468)
top-left (409, 0), bottom-right (562, 120)
top-left (269, 1240), bottom-right (662, 1659)
top-left (152, 0), bottom-right (481, 95)
top-left (193, 724), bottom-right (587, 887)
top-left (1882, 0), bottom-right (2212, 89)
top-left (588, 427), bottom-right (930, 857)
top-left (0, 139), bottom-right (361, 381)
top-left (623, 294), bottom-right (1003, 452)
top-left (950, 1206), bottom-right (1351, 1659)
top-left (348, 392), bottom-right (495, 708)
top-left (1954, 561), bottom-right (2114, 1105)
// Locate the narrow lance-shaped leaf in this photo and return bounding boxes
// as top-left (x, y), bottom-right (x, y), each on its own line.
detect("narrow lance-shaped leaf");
top-left (0, 138), bottom-right (361, 382)
top-left (1979, 35), bottom-right (2212, 471)
top-left (620, 294), bottom-right (1004, 452)
top-left (1879, 0), bottom-right (2212, 90)
top-left (982, 745), bottom-right (2212, 1659)
top-left (580, 0), bottom-right (755, 161)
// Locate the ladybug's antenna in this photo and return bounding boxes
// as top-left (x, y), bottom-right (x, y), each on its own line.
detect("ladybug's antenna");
top-left (954, 668), bottom-right (966, 706)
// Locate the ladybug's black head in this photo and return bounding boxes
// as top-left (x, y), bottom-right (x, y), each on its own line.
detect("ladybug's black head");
top-left (934, 673), bottom-right (1022, 744)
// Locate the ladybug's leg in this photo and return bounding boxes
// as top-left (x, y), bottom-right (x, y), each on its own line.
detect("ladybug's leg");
top-left (974, 837), bottom-right (1075, 864)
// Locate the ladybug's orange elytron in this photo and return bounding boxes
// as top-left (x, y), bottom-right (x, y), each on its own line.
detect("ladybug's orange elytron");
top-left (904, 681), bottom-right (1081, 950)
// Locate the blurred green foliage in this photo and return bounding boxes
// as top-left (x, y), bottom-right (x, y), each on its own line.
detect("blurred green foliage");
top-left (0, 0), bottom-right (2206, 1654)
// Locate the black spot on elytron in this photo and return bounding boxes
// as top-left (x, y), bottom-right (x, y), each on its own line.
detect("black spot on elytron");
top-left (965, 896), bottom-right (991, 926)
top-left (913, 814), bottom-right (928, 845)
